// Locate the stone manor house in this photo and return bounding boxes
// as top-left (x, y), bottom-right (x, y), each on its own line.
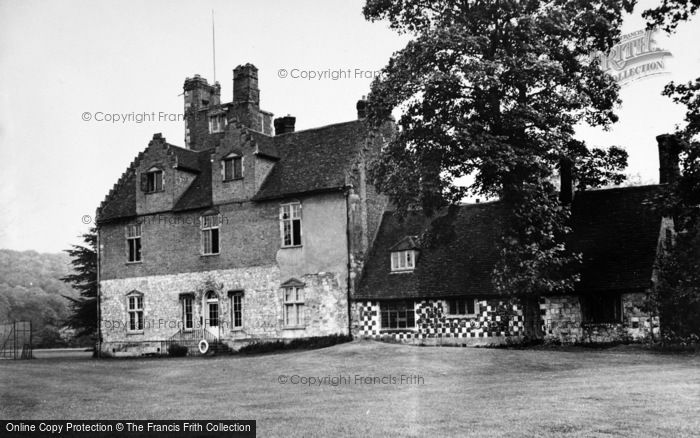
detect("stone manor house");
top-left (96, 63), bottom-right (674, 356)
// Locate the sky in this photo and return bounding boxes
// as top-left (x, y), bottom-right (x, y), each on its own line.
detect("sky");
top-left (0, 0), bottom-right (698, 253)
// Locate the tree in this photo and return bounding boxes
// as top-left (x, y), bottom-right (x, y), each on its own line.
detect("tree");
top-left (642, 0), bottom-right (700, 32)
top-left (61, 228), bottom-right (98, 338)
top-left (650, 79), bottom-right (700, 340)
top-left (363, 0), bottom-right (630, 316)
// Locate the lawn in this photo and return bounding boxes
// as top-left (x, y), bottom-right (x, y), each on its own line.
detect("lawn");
top-left (1, 341), bottom-right (699, 437)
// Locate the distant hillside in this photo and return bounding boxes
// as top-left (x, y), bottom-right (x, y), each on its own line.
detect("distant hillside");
top-left (0, 249), bottom-right (84, 347)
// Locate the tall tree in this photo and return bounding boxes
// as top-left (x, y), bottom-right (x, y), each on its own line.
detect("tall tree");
top-left (650, 79), bottom-right (700, 340)
top-left (61, 228), bottom-right (98, 338)
top-left (363, 0), bottom-right (630, 309)
top-left (642, 0), bottom-right (700, 31)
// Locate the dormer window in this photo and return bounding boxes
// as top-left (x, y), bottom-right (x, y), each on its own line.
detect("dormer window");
top-left (209, 114), bottom-right (227, 133)
top-left (391, 250), bottom-right (416, 272)
top-left (144, 168), bottom-right (163, 193)
top-left (222, 154), bottom-right (243, 181)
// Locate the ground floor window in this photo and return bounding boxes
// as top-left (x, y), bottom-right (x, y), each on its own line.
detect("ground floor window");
top-left (127, 292), bottom-right (144, 332)
top-left (381, 301), bottom-right (416, 330)
top-left (182, 295), bottom-right (193, 331)
top-left (445, 297), bottom-right (478, 316)
top-left (283, 286), bottom-right (304, 327)
top-left (581, 293), bottom-right (622, 323)
top-left (231, 291), bottom-right (243, 329)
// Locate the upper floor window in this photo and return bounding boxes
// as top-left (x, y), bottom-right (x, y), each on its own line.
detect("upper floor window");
top-left (126, 291), bottom-right (144, 332)
top-left (201, 214), bottom-right (220, 255)
top-left (280, 203), bottom-right (302, 247)
top-left (223, 155), bottom-right (243, 181)
top-left (126, 224), bottom-right (142, 263)
top-left (445, 297), bottom-right (478, 317)
top-left (391, 250), bottom-right (416, 272)
top-left (144, 168), bottom-right (163, 193)
top-left (209, 114), bottom-right (227, 133)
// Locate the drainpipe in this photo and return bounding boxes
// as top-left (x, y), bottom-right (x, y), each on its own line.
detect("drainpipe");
top-left (96, 225), bottom-right (102, 358)
top-left (345, 188), bottom-right (354, 339)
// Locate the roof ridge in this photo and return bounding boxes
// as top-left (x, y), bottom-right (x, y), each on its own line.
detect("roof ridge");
top-left (274, 119), bottom-right (363, 137)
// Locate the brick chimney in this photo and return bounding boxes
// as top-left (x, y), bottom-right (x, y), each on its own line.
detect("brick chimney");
top-left (274, 115), bottom-right (296, 135)
top-left (356, 96), bottom-right (368, 119)
top-left (657, 134), bottom-right (682, 184)
top-left (233, 64), bottom-right (262, 131)
top-left (559, 157), bottom-right (574, 205)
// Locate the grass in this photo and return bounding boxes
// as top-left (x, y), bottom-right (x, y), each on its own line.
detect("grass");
top-left (1, 341), bottom-right (699, 437)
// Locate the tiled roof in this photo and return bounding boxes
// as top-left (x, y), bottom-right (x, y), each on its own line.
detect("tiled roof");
top-left (97, 120), bottom-right (370, 222)
top-left (356, 185), bottom-right (664, 300)
top-left (171, 146), bottom-right (201, 173)
top-left (253, 121), bottom-right (368, 201)
top-left (569, 184), bottom-right (664, 293)
top-left (173, 151), bottom-right (213, 212)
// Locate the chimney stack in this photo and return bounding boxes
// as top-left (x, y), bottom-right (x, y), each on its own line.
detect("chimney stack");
top-left (183, 74), bottom-right (221, 149)
top-left (274, 115), bottom-right (296, 135)
top-left (657, 134), bottom-right (682, 184)
top-left (356, 96), bottom-right (368, 119)
top-left (232, 64), bottom-right (262, 131)
top-left (559, 157), bottom-right (574, 205)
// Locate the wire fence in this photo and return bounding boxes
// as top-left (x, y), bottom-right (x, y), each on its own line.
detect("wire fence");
top-left (0, 320), bottom-right (33, 359)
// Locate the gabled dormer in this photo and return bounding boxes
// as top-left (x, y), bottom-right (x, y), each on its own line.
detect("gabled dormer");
top-left (389, 236), bottom-right (420, 272)
top-left (210, 119), bottom-right (278, 204)
top-left (134, 134), bottom-right (200, 215)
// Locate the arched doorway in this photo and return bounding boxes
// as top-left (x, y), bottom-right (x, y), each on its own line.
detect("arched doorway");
top-left (204, 291), bottom-right (219, 338)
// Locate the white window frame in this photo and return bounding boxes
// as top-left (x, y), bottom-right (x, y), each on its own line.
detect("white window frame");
top-left (445, 297), bottom-right (479, 317)
top-left (231, 291), bottom-right (243, 330)
top-left (280, 202), bottom-right (302, 248)
top-left (380, 301), bottom-right (416, 330)
top-left (222, 154), bottom-right (243, 181)
top-left (391, 250), bottom-right (416, 272)
top-left (200, 214), bottom-right (220, 255)
top-left (283, 286), bottom-right (305, 328)
top-left (126, 224), bottom-right (142, 263)
top-left (182, 295), bottom-right (193, 331)
top-left (209, 114), bottom-right (227, 133)
top-left (126, 292), bottom-right (144, 333)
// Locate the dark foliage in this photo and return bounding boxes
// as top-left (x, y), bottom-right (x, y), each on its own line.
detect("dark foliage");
top-left (167, 343), bottom-right (189, 357)
top-left (61, 228), bottom-right (98, 338)
top-left (362, 0), bottom-right (630, 300)
top-left (237, 334), bottom-right (352, 355)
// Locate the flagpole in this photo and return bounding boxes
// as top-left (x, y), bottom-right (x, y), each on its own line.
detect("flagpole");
top-left (212, 9), bottom-right (216, 84)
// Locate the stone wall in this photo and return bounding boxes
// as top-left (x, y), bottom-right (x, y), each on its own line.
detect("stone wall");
top-left (352, 293), bottom-right (660, 347)
top-left (100, 267), bottom-right (348, 356)
top-left (540, 293), bottom-right (659, 343)
top-left (353, 299), bottom-right (525, 346)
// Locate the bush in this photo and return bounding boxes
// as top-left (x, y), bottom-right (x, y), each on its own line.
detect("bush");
top-left (238, 334), bottom-right (351, 355)
top-left (167, 343), bottom-right (188, 357)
